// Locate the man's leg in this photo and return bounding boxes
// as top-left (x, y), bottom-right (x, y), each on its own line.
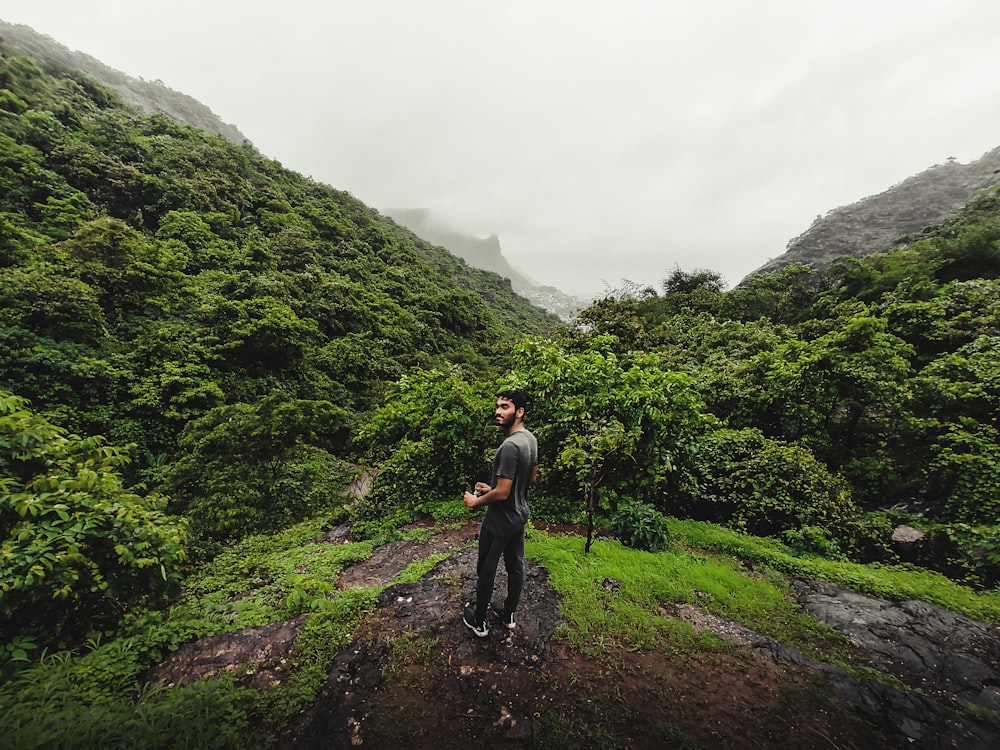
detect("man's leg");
top-left (475, 528), bottom-right (507, 622)
top-left (501, 527), bottom-right (525, 616)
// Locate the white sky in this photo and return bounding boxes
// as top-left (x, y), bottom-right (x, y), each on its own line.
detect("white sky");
top-left (4, 1), bottom-right (1000, 298)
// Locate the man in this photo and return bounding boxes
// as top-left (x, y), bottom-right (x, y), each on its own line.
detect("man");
top-left (462, 389), bottom-right (538, 638)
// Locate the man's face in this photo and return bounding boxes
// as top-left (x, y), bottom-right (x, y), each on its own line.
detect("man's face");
top-left (495, 397), bottom-right (520, 430)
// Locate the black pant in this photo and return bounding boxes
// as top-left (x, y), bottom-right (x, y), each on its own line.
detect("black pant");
top-left (474, 525), bottom-right (525, 622)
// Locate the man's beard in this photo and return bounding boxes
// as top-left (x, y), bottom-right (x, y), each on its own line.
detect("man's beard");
top-left (497, 412), bottom-right (516, 430)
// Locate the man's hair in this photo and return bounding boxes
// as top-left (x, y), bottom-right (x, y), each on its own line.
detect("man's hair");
top-left (497, 388), bottom-right (528, 414)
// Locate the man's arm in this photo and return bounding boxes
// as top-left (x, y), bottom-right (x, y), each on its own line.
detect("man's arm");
top-left (463, 476), bottom-right (513, 508)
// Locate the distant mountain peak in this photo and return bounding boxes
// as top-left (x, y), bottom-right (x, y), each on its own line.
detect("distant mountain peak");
top-left (746, 146), bottom-right (1000, 282)
top-left (0, 19), bottom-right (249, 145)
top-left (385, 208), bottom-right (585, 320)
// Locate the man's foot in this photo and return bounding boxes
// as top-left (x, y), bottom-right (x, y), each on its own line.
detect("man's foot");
top-left (492, 604), bottom-right (516, 630)
top-left (463, 608), bottom-right (489, 638)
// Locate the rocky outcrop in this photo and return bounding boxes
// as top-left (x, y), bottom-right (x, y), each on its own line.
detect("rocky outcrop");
top-left (386, 208), bottom-right (587, 319)
top-left (748, 147), bottom-right (1000, 281)
top-left (792, 578), bottom-right (1000, 749)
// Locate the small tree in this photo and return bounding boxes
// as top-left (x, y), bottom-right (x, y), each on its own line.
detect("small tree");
top-left (354, 367), bottom-right (496, 532)
top-left (511, 336), bottom-right (709, 549)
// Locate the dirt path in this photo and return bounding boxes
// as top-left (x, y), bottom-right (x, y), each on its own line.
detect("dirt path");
top-left (144, 521), bottom-right (1000, 748)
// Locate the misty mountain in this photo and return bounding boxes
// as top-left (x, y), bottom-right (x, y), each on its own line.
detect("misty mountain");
top-left (748, 146), bottom-right (1000, 281)
top-left (0, 19), bottom-right (586, 319)
top-left (384, 209), bottom-right (533, 289)
top-left (384, 208), bottom-right (586, 320)
top-left (0, 20), bottom-right (248, 145)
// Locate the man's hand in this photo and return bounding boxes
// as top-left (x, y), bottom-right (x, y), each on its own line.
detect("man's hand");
top-left (464, 477), bottom-right (512, 508)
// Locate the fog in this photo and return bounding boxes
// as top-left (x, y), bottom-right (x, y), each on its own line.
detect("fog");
top-left (5, 1), bottom-right (1000, 297)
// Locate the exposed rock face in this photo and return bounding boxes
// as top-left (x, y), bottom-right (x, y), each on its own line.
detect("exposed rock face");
top-left (747, 147), bottom-right (1000, 281)
top-left (792, 578), bottom-right (1000, 749)
top-left (385, 209), bottom-right (530, 289)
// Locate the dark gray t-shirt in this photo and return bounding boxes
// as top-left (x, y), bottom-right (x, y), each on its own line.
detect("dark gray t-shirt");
top-left (483, 428), bottom-right (538, 537)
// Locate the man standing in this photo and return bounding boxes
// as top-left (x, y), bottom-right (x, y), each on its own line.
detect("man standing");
top-left (462, 389), bottom-right (538, 638)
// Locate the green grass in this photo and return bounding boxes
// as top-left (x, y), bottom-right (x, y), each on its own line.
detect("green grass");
top-left (526, 527), bottom-right (852, 661)
top-left (670, 518), bottom-right (1000, 623)
top-left (0, 514), bottom-right (382, 750)
top-left (6, 512), bottom-right (1000, 749)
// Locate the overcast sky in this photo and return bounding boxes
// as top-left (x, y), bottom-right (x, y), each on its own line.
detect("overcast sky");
top-left (4, 1), bottom-right (1000, 298)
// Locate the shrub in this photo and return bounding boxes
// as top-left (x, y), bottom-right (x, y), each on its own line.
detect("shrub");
top-left (609, 502), bottom-right (672, 553)
top-left (353, 368), bottom-right (496, 528)
top-left (165, 396), bottom-right (349, 548)
top-left (781, 525), bottom-right (846, 561)
top-left (0, 391), bottom-right (188, 649)
top-left (677, 427), bottom-right (858, 540)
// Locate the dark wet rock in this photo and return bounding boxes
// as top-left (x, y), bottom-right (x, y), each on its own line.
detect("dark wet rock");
top-left (665, 580), bottom-right (1000, 749)
top-left (791, 578), bottom-right (1000, 749)
top-left (279, 542), bottom-right (560, 749)
top-left (141, 616), bottom-right (306, 691)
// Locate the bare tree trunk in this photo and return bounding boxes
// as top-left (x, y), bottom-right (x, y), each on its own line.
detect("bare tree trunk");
top-left (585, 467), bottom-right (598, 553)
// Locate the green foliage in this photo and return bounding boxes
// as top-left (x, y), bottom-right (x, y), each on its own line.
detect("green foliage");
top-left (940, 524), bottom-right (1000, 588)
top-left (513, 336), bottom-right (709, 517)
top-left (670, 518), bottom-right (1000, 623)
top-left (353, 368), bottom-right (495, 533)
top-left (529, 489), bottom-right (585, 523)
top-left (0, 650), bottom-right (255, 750)
top-left (0, 263), bottom-right (107, 344)
top-left (0, 40), bottom-right (556, 568)
top-left (165, 395), bottom-right (351, 548)
top-left (677, 427), bottom-right (858, 539)
top-left (889, 520), bottom-right (1000, 589)
top-left (720, 264), bottom-right (818, 324)
top-left (526, 528), bottom-right (853, 660)
top-left (0, 392), bottom-right (188, 648)
top-left (609, 502), bottom-right (672, 553)
top-left (0, 513), bottom-right (381, 749)
top-left (781, 525), bottom-right (846, 561)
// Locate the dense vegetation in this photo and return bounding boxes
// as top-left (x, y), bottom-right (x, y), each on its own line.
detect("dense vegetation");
top-left (363, 195), bottom-right (1000, 588)
top-left (3, 39), bottom-right (1000, 748)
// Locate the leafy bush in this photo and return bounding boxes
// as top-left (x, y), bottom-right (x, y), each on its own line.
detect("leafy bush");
top-left (0, 646), bottom-right (254, 750)
top-left (940, 524), bottom-right (1000, 588)
top-left (609, 502), bottom-right (672, 553)
top-left (781, 525), bottom-right (846, 561)
top-left (529, 489), bottom-right (584, 523)
top-left (353, 368), bottom-right (496, 531)
top-left (0, 392), bottom-right (189, 649)
top-left (890, 521), bottom-right (1000, 589)
top-left (678, 427), bottom-right (858, 540)
top-left (165, 395), bottom-right (350, 549)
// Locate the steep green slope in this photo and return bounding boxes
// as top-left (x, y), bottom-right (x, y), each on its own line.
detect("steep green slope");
top-left (0, 43), bottom-right (556, 543)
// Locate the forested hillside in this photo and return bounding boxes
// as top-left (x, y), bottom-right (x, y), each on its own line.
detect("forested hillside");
top-left (357, 184), bottom-right (1000, 590)
top-left (750, 146), bottom-right (1000, 278)
top-left (0, 19), bottom-right (249, 145)
top-left (0, 40), bottom-right (556, 627)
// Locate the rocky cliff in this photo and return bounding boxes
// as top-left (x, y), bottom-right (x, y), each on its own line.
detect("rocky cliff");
top-left (386, 208), bottom-right (587, 320)
top-left (748, 146), bottom-right (1000, 281)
